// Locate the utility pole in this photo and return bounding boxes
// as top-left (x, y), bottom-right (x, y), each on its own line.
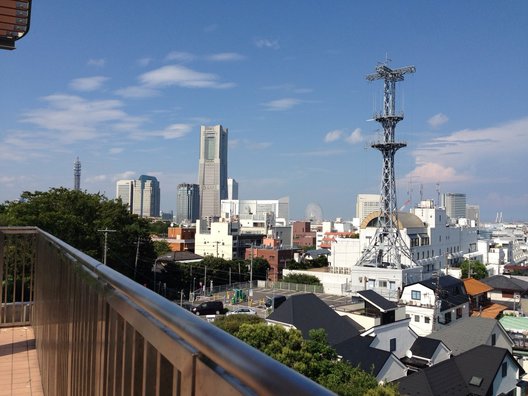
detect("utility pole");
top-left (134, 236), bottom-right (142, 280)
top-left (204, 266), bottom-right (207, 295)
top-left (249, 242), bottom-right (254, 299)
top-left (98, 228), bottom-right (116, 265)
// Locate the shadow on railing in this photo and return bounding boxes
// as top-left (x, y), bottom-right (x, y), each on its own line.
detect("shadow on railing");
top-left (0, 227), bottom-right (332, 396)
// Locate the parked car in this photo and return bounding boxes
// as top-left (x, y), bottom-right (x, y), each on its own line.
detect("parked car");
top-left (226, 307), bottom-right (257, 316)
top-left (191, 300), bottom-right (224, 316)
top-left (265, 295), bottom-right (286, 309)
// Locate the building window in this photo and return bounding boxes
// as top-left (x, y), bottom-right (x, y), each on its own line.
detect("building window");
top-left (390, 338), bottom-right (396, 352)
top-left (389, 281), bottom-right (396, 290)
top-left (424, 317), bottom-right (430, 324)
top-left (379, 280), bottom-right (387, 288)
top-left (492, 333), bottom-right (496, 346)
top-left (456, 308), bottom-right (463, 319)
top-left (411, 290), bottom-right (421, 300)
top-left (414, 315), bottom-right (420, 322)
top-left (502, 362), bottom-right (507, 377)
top-left (444, 312), bottom-right (452, 324)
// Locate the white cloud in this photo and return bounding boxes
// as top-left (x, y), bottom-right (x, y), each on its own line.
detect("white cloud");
top-left (345, 128), bottom-right (363, 144)
top-left (263, 98), bottom-right (301, 111)
top-left (115, 85), bottom-right (160, 98)
top-left (114, 171), bottom-right (136, 181)
top-left (129, 123), bottom-right (193, 140)
top-left (139, 65), bottom-right (235, 89)
top-left (165, 51), bottom-right (196, 62)
top-left (137, 57), bottom-right (153, 67)
top-left (228, 139), bottom-right (271, 150)
top-left (69, 76), bottom-right (108, 92)
top-left (255, 38), bottom-right (280, 49)
top-left (428, 113), bottom-right (449, 128)
top-left (206, 52), bottom-right (246, 62)
top-left (109, 147), bottom-right (124, 154)
top-left (324, 130), bottom-right (343, 142)
top-left (409, 117), bottom-right (528, 184)
top-left (87, 58), bottom-right (105, 67)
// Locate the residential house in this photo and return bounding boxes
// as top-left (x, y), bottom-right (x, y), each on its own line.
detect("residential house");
top-left (266, 293), bottom-right (362, 346)
top-left (463, 277), bottom-right (507, 318)
top-left (397, 345), bottom-right (524, 396)
top-left (400, 275), bottom-right (470, 336)
top-left (480, 274), bottom-right (528, 311)
top-left (400, 337), bottom-right (452, 373)
top-left (427, 317), bottom-right (514, 356)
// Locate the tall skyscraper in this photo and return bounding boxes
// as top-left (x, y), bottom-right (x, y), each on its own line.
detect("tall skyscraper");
top-left (355, 194), bottom-right (381, 222)
top-left (73, 157), bottom-right (81, 191)
top-left (198, 125), bottom-right (228, 219)
top-left (227, 178), bottom-right (238, 200)
top-left (441, 193), bottom-right (467, 220)
top-left (116, 179), bottom-right (134, 210)
top-left (176, 183), bottom-right (200, 224)
top-left (132, 175), bottom-right (160, 218)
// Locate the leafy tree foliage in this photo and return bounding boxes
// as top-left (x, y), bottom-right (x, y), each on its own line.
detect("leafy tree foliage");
top-left (282, 273), bottom-right (322, 285)
top-left (0, 188), bottom-right (157, 284)
top-left (214, 314), bottom-right (264, 335)
top-left (153, 240), bottom-right (172, 257)
top-left (232, 323), bottom-right (398, 395)
top-left (460, 259), bottom-right (488, 279)
top-left (149, 220), bottom-right (170, 237)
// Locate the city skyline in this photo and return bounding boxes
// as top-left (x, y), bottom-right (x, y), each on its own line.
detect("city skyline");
top-left (0, 2), bottom-right (527, 222)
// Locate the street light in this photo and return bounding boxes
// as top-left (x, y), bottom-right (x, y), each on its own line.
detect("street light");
top-left (0, 0), bottom-right (32, 50)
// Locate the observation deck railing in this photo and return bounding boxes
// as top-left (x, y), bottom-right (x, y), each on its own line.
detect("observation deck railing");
top-left (0, 227), bottom-right (332, 395)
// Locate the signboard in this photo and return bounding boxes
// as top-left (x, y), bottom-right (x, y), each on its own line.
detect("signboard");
top-left (0, 0), bottom-right (31, 50)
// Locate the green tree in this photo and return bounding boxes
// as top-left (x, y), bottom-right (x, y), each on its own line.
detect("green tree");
top-left (312, 254), bottom-right (329, 268)
top-left (149, 220), bottom-right (170, 237)
top-left (232, 323), bottom-right (398, 396)
top-left (153, 240), bottom-right (172, 257)
top-left (282, 273), bottom-right (322, 286)
top-left (214, 314), bottom-right (264, 335)
top-left (460, 259), bottom-right (487, 279)
top-left (0, 188), bottom-right (156, 284)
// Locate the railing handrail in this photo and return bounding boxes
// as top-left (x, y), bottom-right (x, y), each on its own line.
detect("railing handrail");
top-left (26, 227), bottom-right (332, 395)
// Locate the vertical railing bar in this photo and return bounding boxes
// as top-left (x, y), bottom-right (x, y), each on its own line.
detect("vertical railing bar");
top-left (120, 318), bottom-right (127, 396)
top-left (142, 337), bottom-right (147, 396)
top-left (11, 237), bottom-right (17, 323)
top-left (156, 351), bottom-right (161, 396)
top-left (130, 328), bottom-right (136, 396)
top-left (0, 233), bottom-right (5, 324)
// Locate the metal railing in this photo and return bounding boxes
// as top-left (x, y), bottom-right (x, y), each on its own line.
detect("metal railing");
top-left (0, 227), bottom-right (332, 396)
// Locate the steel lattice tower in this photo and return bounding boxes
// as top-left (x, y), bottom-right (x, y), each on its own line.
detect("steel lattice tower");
top-left (357, 62), bottom-right (417, 269)
top-left (73, 157), bottom-right (81, 191)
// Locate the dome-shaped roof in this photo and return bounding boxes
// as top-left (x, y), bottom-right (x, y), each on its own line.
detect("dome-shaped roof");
top-left (360, 211), bottom-right (425, 230)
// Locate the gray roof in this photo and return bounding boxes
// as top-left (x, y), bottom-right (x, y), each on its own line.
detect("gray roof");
top-left (427, 317), bottom-right (507, 355)
top-left (333, 335), bottom-right (392, 377)
top-left (408, 275), bottom-right (469, 311)
top-left (159, 251), bottom-right (203, 262)
top-left (397, 345), bottom-right (522, 396)
top-left (267, 293), bottom-right (360, 346)
top-left (357, 289), bottom-right (398, 312)
top-left (410, 337), bottom-right (444, 360)
top-left (481, 275), bottom-right (528, 293)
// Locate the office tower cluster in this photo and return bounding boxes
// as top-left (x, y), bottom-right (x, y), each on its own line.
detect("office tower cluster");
top-left (114, 124), bottom-right (232, 222)
top-left (116, 175), bottom-right (160, 218)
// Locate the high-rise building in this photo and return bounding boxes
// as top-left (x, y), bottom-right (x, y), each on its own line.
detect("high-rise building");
top-left (441, 193), bottom-right (467, 220)
top-left (227, 178), bottom-right (238, 200)
top-left (355, 194), bottom-right (381, 222)
top-left (466, 204), bottom-right (480, 225)
top-left (176, 183), bottom-right (200, 224)
top-left (198, 125), bottom-right (228, 219)
top-left (132, 175), bottom-right (160, 218)
top-left (116, 179), bottom-right (134, 210)
top-left (73, 157), bottom-right (81, 191)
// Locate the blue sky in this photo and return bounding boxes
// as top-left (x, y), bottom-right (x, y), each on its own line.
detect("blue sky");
top-left (1, 1), bottom-right (527, 222)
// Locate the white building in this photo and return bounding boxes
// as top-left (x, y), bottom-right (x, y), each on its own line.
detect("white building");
top-left (220, 197), bottom-right (289, 234)
top-left (116, 179), bottom-right (134, 210)
top-left (356, 194), bottom-right (381, 223)
top-left (194, 219), bottom-right (239, 260)
top-left (399, 275), bottom-right (470, 336)
top-left (132, 175), bottom-right (160, 218)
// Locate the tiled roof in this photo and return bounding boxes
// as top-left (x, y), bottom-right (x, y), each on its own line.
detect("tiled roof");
top-left (267, 293), bottom-right (360, 346)
top-left (471, 303), bottom-right (507, 319)
top-left (410, 337), bottom-right (443, 360)
top-left (397, 345), bottom-right (521, 396)
top-left (427, 317), bottom-right (509, 355)
top-left (480, 275), bottom-right (528, 292)
top-left (333, 335), bottom-right (392, 376)
top-left (463, 278), bottom-right (493, 296)
top-left (357, 289), bottom-right (398, 312)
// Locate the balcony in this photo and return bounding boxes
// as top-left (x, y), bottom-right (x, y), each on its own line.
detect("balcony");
top-left (0, 227), bottom-right (331, 395)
